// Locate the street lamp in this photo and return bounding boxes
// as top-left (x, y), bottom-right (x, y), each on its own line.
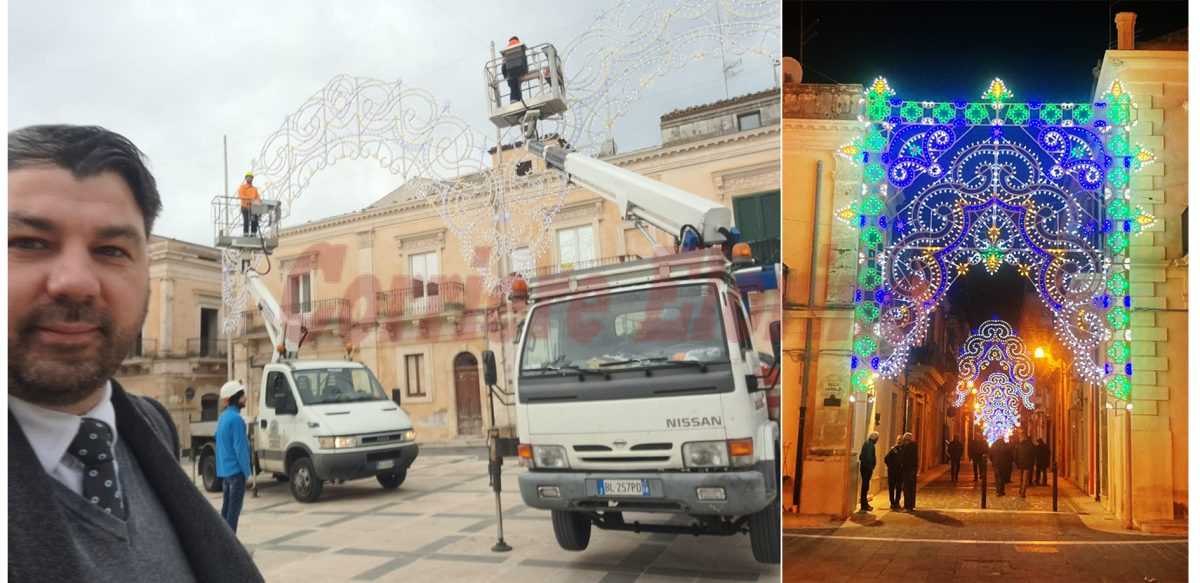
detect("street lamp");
top-left (1034, 345), bottom-right (1066, 511)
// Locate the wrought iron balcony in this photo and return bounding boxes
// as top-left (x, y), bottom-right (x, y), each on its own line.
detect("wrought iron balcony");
top-left (377, 282), bottom-right (465, 322)
top-left (187, 337), bottom-right (228, 358)
top-left (127, 337), bottom-right (157, 359)
top-left (745, 238), bottom-right (780, 266)
top-left (533, 255), bottom-right (641, 278)
top-left (282, 298), bottom-right (352, 330)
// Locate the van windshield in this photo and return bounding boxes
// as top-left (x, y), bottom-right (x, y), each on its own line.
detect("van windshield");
top-left (519, 283), bottom-right (728, 376)
top-left (291, 367), bottom-right (389, 405)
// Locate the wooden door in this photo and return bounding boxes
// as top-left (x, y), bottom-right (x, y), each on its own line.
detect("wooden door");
top-left (454, 353), bottom-right (483, 436)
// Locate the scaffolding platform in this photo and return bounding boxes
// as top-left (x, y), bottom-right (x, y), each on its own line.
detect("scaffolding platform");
top-left (485, 43), bottom-right (567, 131)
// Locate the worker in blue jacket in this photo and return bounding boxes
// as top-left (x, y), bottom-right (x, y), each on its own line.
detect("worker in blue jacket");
top-left (216, 381), bottom-right (253, 533)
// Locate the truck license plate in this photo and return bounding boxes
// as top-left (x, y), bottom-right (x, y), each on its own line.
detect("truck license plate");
top-left (596, 479), bottom-right (650, 497)
top-left (376, 460), bottom-right (395, 470)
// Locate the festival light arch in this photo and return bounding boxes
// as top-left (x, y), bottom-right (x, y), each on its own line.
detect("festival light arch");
top-left (839, 78), bottom-right (1156, 402)
top-left (954, 318), bottom-right (1035, 444)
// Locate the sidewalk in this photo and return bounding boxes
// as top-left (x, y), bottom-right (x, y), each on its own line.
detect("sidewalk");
top-left (783, 464), bottom-right (1188, 582)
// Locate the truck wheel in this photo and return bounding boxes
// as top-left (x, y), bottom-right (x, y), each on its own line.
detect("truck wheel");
top-left (748, 497), bottom-right (781, 564)
top-left (200, 451), bottom-right (222, 492)
top-left (376, 469), bottom-right (407, 489)
top-left (289, 457), bottom-right (323, 503)
top-left (551, 510), bottom-right (591, 551)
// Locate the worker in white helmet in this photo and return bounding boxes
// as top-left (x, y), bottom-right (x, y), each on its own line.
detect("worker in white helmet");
top-left (215, 380), bottom-right (252, 533)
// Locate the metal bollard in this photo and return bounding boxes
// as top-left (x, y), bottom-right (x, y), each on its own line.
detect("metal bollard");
top-left (1052, 461), bottom-right (1058, 512)
top-left (981, 454), bottom-right (987, 509)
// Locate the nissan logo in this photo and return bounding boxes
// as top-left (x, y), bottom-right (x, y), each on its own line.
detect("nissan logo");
top-left (612, 439), bottom-right (628, 449)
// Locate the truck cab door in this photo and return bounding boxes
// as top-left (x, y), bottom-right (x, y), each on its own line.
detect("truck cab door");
top-left (258, 370), bottom-right (300, 473)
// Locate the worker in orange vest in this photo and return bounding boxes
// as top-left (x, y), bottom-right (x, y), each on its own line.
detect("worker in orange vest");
top-left (500, 35), bottom-right (525, 103)
top-left (237, 171), bottom-right (261, 235)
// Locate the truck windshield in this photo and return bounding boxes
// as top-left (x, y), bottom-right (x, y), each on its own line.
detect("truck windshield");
top-left (292, 367), bottom-right (389, 405)
top-left (519, 283), bottom-right (727, 376)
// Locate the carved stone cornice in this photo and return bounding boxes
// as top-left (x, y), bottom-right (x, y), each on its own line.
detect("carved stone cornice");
top-left (394, 229), bottom-right (446, 253)
top-left (556, 200), bottom-right (603, 224)
top-left (714, 161), bottom-right (781, 199)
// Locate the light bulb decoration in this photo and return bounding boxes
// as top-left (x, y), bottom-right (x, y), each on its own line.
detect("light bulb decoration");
top-left (837, 78), bottom-right (1156, 401)
top-left (953, 319), bottom-right (1036, 445)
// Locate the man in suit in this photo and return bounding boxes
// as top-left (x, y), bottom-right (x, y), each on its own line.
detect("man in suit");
top-left (8, 124), bottom-right (263, 581)
top-left (857, 432), bottom-right (879, 512)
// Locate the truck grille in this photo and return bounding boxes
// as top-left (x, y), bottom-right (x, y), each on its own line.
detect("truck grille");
top-left (361, 433), bottom-right (404, 446)
top-left (572, 442), bottom-right (674, 452)
top-left (580, 456), bottom-right (671, 463)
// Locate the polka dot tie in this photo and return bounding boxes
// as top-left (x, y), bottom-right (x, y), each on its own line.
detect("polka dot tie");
top-left (68, 418), bottom-right (126, 520)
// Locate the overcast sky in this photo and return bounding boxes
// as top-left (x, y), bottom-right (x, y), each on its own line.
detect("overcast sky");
top-left (10, 1), bottom-right (780, 246)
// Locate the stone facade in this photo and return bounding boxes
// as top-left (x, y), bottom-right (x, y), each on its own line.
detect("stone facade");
top-left (115, 236), bottom-right (228, 454)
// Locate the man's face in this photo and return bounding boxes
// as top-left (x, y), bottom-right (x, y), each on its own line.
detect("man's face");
top-left (245, 175), bottom-right (253, 185)
top-left (8, 167), bottom-right (150, 408)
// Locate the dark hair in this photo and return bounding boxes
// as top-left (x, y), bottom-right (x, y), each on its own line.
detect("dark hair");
top-left (509, 36), bottom-right (519, 41)
top-left (9, 124), bottom-right (162, 236)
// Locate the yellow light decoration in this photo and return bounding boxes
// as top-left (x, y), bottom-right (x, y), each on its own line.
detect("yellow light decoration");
top-left (837, 207), bottom-right (858, 222)
top-left (841, 143), bottom-right (862, 156)
top-left (1107, 79), bottom-right (1125, 99)
top-left (983, 78), bottom-right (1013, 103)
top-left (956, 263), bottom-right (971, 276)
top-left (1135, 149), bottom-right (1156, 164)
top-left (870, 77), bottom-right (895, 97)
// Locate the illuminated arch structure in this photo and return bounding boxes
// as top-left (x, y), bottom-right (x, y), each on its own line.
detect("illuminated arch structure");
top-left (954, 318), bottom-right (1035, 444)
top-left (839, 78), bottom-right (1157, 402)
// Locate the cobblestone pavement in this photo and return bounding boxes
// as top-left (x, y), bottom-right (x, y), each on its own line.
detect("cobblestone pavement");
top-left (188, 451), bottom-right (780, 582)
top-left (783, 465), bottom-right (1188, 582)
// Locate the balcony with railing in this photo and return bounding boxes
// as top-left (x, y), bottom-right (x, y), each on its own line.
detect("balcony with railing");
top-left (187, 337), bottom-right (228, 358)
top-left (126, 337), bottom-right (157, 359)
top-left (282, 298), bottom-right (352, 332)
top-left (377, 282), bottom-right (465, 324)
top-left (745, 238), bottom-right (780, 266)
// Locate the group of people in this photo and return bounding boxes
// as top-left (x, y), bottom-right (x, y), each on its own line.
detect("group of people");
top-left (858, 432), bottom-right (919, 512)
top-left (968, 435), bottom-right (1051, 497)
top-left (857, 430), bottom-right (1053, 512)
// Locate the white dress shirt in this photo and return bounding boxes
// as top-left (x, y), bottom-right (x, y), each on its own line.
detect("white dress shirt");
top-left (9, 381), bottom-right (120, 497)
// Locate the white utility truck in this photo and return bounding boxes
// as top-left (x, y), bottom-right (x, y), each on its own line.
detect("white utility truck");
top-left (192, 199), bottom-right (419, 503)
top-left (482, 44), bottom-right (781, 564)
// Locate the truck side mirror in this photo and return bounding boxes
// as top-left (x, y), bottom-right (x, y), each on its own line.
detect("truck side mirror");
top-left (482, 350), bottom-right (498, 386)
top-left (275, 392), bottom-right (298, 416)
top-left (392, 388), bottom-right (402, 405)
top-left (770, 321), bottom-right (781, 363)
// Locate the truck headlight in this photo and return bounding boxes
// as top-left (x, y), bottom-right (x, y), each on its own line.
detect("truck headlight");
top-left (402, 429), bottom-right (417, 442)
top-left (318, 436), bottom-right (357, 449)
top-left (531, 445), bottom-right (569, 469)
top-left (682, 441), bottom-right (729, 468)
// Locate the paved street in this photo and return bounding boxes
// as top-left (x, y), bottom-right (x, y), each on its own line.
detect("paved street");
top-left (783, 466), bottom-right (1188, 582)
top-left (189, 450), bottom-right (780, 582)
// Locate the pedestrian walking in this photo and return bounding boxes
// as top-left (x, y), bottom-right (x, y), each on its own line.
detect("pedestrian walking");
top-left (901, 431), bottom-right (918, 510)
top-left (947, 435), bottom-right (964, 482)
top-left (858, 432), bottom-right (879, 512)
top-left (1014, 436), bottom-right (1035, 497)
top-left (990, 439), bottom-right (1010, 496)
top-left (969, 434), bottom-right (986, 482)
top-left (884, 435), bottom-right (904, 510)
top-left (1035, 438), bottom-right (1050, 485)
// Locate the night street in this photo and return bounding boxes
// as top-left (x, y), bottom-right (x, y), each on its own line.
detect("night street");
top-left (783, 466), bottom-right (1187, 582)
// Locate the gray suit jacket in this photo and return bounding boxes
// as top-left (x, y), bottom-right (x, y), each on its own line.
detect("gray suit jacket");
top-left (8, 380), bottom-right (263, 582)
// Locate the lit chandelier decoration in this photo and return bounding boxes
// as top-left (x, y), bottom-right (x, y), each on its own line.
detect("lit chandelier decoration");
top-left (953, 319), bottom-right (1035, 444)
top-left (221, 0), bottom-right (781, 334)
top-left (975, 373), bottom-right (1024, 445)
top-left (837, 78), bottom-right (1156, 402)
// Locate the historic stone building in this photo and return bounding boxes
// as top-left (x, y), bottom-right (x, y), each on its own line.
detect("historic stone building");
top-left (230, 89), bottom-right (782, 444)
top-left (115, 235), bottom-right (229, 454)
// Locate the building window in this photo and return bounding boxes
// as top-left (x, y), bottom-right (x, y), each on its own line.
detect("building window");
top-left (557, 225), bottom-right (596, 268)
top-left (410, 251), bottom-right (439, 298)
top-left (288, 272), bottom-right (312, 314)
top-left (737, 111), bottom-right (762, 131)
top-left (511, 246), bottom-right (534, 274)
top-left (200, 393), bottom-right (219, 421)
top-left (404, 354), bottom-right (426, 397)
